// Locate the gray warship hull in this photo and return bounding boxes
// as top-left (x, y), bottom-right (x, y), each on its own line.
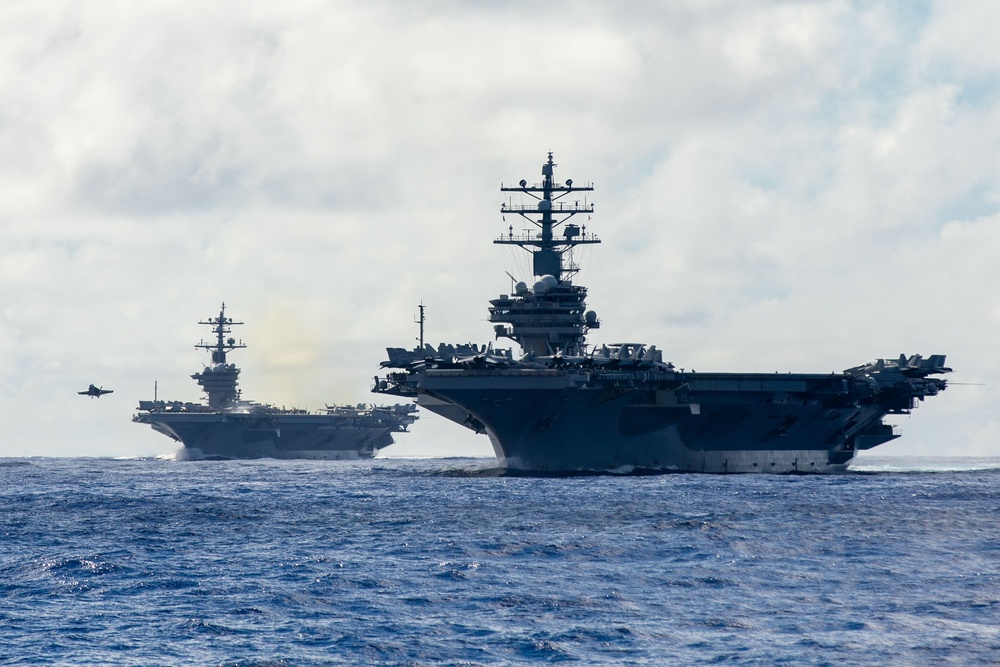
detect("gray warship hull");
top-left (412, 369), bottom-right (919, 473)
top-left (134, 410), bottom-right (400, 460)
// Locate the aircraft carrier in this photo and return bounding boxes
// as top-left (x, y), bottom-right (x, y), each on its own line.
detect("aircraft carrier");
top-left (135, 305), bottom-right (417, 460)
top-left (373, 153), bottom-right (950, 473)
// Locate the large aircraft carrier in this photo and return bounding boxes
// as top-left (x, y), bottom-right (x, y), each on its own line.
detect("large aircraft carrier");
top-left (373, 153), bottom-right (949, 473)
top-left (135, 305), bottom-right (416, 460)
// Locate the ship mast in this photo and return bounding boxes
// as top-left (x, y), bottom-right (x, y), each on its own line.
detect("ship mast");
top-left (415, 302), bottom-right (425, 350)
top-left (489, 154), bottom-right (601, 357)
top-left (496, 151), bottom-right (600, 282)
top-left (191, 303), bottom-right (246, 408)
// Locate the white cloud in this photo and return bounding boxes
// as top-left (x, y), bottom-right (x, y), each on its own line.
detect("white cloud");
top-left (1, 0), bottom-right (997, 459)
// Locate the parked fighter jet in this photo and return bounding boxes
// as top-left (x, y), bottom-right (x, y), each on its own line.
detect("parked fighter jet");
top-left (79, 384), bottom-right (113, 398)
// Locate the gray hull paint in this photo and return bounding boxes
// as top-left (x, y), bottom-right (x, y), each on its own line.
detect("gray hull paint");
top-left (135, 412), bottom-right (397, 460)
top-left (416, 370), bottom-right (896, 473)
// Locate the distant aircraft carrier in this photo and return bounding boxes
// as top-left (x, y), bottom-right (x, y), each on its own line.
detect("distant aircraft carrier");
top-left (373, 153), bottom-right (949, 473)
top-left (135, 305), bottom-right (416, 460)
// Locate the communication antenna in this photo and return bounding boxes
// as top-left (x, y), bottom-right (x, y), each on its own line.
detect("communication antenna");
top-left (415, 302), bottom-right (425, 350)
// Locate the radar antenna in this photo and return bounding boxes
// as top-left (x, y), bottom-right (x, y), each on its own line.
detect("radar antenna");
top-left (195, 302), bottom-right (246, 364)
top-left (191, 303), bottom-right (247, 408)
top-left (496, 151), bottom-right (600, 282)
top-left (489, 154), bottom-right (602, 357)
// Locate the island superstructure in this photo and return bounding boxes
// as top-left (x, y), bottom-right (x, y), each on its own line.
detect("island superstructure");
top-left (373, 153), bottom-right (949, 473)
top-left (135, 304), bottom-right (416, 460)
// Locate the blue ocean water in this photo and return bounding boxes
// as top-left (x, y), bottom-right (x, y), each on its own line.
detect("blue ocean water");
top-left (2, 456), bottom-right (999, 666)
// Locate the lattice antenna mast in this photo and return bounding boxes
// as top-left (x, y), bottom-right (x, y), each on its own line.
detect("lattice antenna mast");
top-left (496, 152), bottom-right (600, 282)
top-left (195, 302), bottom-right (246, 365)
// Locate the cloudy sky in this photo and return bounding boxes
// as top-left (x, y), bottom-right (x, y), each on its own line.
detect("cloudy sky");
top-left (1, 0), bottom-right (998, 459)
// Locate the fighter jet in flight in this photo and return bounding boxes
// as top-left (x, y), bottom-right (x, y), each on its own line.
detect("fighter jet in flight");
top-left (79, 384), bottom-right (114, 398)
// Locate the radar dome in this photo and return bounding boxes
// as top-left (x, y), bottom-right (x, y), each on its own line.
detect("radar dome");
top-left (540, 275), bottom-right (558, 289)
top-left (533, 280), bottom-right (546, 294)
top-left (538, 199), bottom-right (551, 211)
top-left (585, 310), bottom-right (598, 324)
top-left (515, 281), bottom-right (528, 294)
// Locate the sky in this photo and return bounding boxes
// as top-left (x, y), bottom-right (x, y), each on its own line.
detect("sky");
top-left (1, 0), bottom-right (998, 459)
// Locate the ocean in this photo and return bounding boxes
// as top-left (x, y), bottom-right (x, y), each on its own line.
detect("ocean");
top-left (2, 456), bottom-right (999, 666)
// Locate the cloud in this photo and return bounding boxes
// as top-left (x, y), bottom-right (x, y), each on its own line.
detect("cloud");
top-left (1, 0), bottom-right (998, 458)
